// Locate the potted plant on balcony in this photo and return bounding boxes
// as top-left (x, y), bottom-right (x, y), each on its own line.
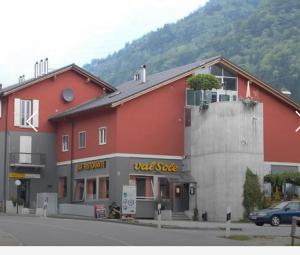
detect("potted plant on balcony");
top-left (187, 74), bottom-right (221, 110)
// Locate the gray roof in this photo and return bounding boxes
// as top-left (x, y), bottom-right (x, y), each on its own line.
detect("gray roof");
top-left (0, 64), bottom-right (116, 96)
top-left (50, 55), bottom-right (221, 120)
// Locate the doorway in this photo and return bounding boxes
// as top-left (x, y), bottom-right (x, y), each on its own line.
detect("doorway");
top-left (19, 179), bottom-right (30, 208)
top-left (173, 183), bottom-right (190, 212)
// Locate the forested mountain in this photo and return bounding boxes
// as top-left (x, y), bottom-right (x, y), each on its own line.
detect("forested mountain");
top-left (84, 0), bottom-right (300, 103)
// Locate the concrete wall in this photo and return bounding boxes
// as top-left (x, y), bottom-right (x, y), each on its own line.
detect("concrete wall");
top-left (59, 203), bottom-right (95, 217)
top-left (190, 101), bottom-right (266, 221)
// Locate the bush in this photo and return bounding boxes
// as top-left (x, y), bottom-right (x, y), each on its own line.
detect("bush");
top-left (243, 168), bottom-right (263, 219)
top-left (187, 74), bottom-right (221, 91)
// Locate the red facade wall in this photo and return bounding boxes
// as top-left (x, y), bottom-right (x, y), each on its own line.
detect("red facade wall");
top-left (56, 108), bottom-right (117, 162)
top-left (3, 70), bottom-right (105, 133)
top-left (115, 78), bottom-right (187, 156)
top-left (238, 76), bottom-right (300, 163)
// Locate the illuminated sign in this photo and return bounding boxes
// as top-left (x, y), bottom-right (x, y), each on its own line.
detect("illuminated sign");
top-left (76, 160), bottom-right (106, 172)
top-left (133, 162), bottom-right (178, 173)
top-left (9, 172), bottom-right (40, 179)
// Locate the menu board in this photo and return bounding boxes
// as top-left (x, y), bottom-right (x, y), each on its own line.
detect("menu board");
top-left (122, 185), bottom-right (136, 215)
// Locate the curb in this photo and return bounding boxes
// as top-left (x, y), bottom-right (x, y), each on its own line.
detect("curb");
top-left (49, 214), bottom-right (242, 231)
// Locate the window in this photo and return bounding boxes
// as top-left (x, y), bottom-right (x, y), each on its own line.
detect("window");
top-left (86, 178), bottom-right (97, 201)
top-left (99, 127), bottom-right (107, 145)
top-left (99, 176), bottom-right (109, 199)
top-left (78, 131), bottom-right (86, 149)
top-left (210, 64), bottom-right (237, 91)
top-left (223, 78), bottom-right (237, 91)
top-left (73, 179), bottom-right (85, 201)
top-left (219, 94), bottom-right (230, 102)
top-left (136, 177), bottom-right (146, 197)
top-left (62, 135), bottom-right (69, 152)
top-left (286, 202), bottom-right (300, 211)
top-left (20, 100), bottom-right (32, 126)
top-left (59, 177), bottom-right (67, 198)
top-left (159, 178), bottom-right (170, 199)
top-left (186, 89), bottom-right (203, 106)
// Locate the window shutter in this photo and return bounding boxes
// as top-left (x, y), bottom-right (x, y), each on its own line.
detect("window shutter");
top-left (33, 99), bottom-right (39, 128)
top-left (14, 98), bottom-right (21, 126)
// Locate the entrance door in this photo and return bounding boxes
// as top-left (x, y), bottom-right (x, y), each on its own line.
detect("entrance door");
top-left (173, 183), bottom-right (190, 212)
top-left (19, 179), bottom-right (30, 208)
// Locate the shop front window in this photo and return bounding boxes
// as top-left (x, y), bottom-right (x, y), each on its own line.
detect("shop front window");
top-left (159, 178), bottom-right (170, 199)
top-left (86, 178), bottom-right (96, 200)
top-left (99, 177), bottom-right (109, 199)
top-left (59, 176), bottom-right (67, 199)
top-left (135, 176), bottom-right (154, 199)
top-left (136, 177), bottom-right (146, 197)
top-left (73, 179), bottom-right (85, 201)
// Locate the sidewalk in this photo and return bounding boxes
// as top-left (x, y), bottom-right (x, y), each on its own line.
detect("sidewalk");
top-left (50, 214), bottom-right (243, 231)
top-left (137, 219), bottom-right (244, 231)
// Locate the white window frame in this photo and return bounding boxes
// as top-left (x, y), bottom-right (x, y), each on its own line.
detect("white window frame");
top-left (78, 131), bottom-right (86, 149)
top-left (99, 127), bottom-right (107, 145)
top-left (62, 135), bottom-right (69, 152)
top-left (20, 99), bottom-right (32, 127)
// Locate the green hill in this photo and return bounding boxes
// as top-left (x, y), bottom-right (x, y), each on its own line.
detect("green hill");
top-left (84, 0), bottom-right (300, 103)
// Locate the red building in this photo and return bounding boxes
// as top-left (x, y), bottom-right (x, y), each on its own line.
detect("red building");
top-left (0, 56), bottom-right (299, 219)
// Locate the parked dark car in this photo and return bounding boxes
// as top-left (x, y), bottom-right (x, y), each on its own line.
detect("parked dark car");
top-left (249, 201), bottom-right (300, 226)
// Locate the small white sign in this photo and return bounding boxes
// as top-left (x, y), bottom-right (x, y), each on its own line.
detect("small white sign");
top-left (122, 185), bottom-right (136, 215)
top-left (15, 180), bottom-right (21, 186)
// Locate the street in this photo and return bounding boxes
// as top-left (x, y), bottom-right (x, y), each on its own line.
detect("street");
top-left (0, 215), bottom-right (297, 246)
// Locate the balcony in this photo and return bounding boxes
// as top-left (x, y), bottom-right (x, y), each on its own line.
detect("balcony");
top-left (186, 89), bottom-right (238, 107)
top-left (9, 152), bottom-right (46, 168)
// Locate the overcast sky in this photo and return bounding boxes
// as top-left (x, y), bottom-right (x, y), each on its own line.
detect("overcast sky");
top-left (0, 0), bottom-right (209, 86)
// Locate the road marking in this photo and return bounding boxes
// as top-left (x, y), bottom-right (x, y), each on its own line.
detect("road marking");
top-left (26, 111), bottom-right (38, 132)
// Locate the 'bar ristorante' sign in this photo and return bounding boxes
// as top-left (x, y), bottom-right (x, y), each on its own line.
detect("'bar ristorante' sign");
top-left (76, 160), bottom-right (106, 172)
top-left (133, 162), bottom-right (178, 173)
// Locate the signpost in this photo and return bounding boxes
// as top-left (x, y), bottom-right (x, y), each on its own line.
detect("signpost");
top-left (15, 180), bottom-right (21, 214)
top-left (122, 185), bottom-right (136, 217)
top-left (226, 206), bottom-right (231, 238)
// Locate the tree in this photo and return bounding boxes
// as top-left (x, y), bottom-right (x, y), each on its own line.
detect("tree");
top-left (187, 74), bottom-right (221, 91)
top-left (243, 168), bottom-right (263, 219)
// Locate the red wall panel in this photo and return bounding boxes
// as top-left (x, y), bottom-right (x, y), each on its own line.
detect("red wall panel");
top-left (115, 78), bottom-right (187, 156)
top-left (238, 76), bottom-right (300, 163)
top-left (6, 70), bottom-right (104, 133)
top-left (56, 108), bottom-right (117, 162)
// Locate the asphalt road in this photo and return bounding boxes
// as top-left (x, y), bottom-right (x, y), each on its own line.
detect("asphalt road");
top-left (0, 215), bottom-right (296, 246)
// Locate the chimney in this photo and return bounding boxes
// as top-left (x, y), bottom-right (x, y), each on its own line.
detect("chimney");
top-left (34, 62), bottom-right (38, 78)
top-left (39, 59), bottom-right (44, 76)
top-left (141, 64), bottom-right (146, 83)
top-left (44, 58), bottom-right (48, 74)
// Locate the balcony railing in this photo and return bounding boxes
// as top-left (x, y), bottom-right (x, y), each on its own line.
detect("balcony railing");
top-left (9, 152), bottom-right (46, 168)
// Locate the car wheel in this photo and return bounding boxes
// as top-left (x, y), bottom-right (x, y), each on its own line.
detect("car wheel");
top-left (271, 215), bottom-right (280, 226)
top-left (255, 222), bottom-right (264, 226)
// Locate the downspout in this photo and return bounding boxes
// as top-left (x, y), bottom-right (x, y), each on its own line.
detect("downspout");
top-left (70, 120), bottom-right (74, 203)
top-left (3, 97), bottom-right (9, 213)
